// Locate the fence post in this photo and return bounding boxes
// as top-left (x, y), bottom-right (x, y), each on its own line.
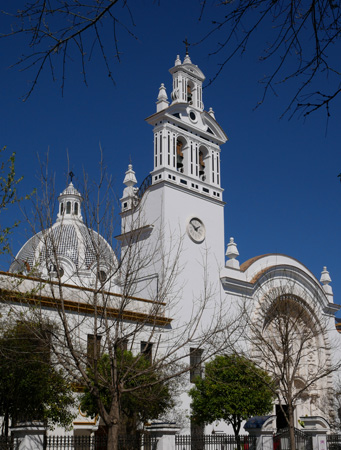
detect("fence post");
top-left (10, 422), bottom-right (45, 450)
top-left (244, 415), bottom-right (275, 450)
top-left (298, 416), bottom-right (330, 450)
top-left (146, 422), bottom-right (180, 450)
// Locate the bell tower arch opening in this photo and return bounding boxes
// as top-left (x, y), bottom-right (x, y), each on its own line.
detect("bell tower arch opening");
top-left (176, 136), bottom-right (188, 174)
top-left (187, 80), bottom-right (194, 105)
top-left (198, 145), bottom-right (208, 181)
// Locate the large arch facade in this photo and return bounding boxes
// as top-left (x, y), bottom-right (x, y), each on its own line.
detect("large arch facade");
top-left (221, 253), bottom-right (341, 429)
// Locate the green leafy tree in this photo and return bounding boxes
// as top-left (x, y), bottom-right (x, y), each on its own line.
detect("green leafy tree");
top-left (80, 350), bottom-right (173, 436)
top-left (189, 354), bottom-right (274, 438)
top-left (0, 321), bottom-right (75, 436)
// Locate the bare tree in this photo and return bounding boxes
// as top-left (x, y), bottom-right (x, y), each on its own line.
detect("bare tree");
top-left (2, 1), bottom-right (341, 119)
top-left (198, 0), bottom-right (341, 118)
top-left (237, 281), bottom-right (339, 450)
top-left (1, 0), bottom-right (137, 100)
top-left (1, 160), bottom-right (238, 450)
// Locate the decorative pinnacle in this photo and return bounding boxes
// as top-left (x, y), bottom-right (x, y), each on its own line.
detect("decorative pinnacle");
top-left (157, 83), bottom-right (168, 101)
top-left (175, 55), bottom-right (181, 66)
top-left (226, 237), bottom-right (239, 260)
top-left (208, 107), bottom-right (215, 119)
top-left (320, 266), bottom-right (333, 298)
top-left (225, 237), bottom-right (240, 270)
top-left (123, 164), bottom-right (137, 187)
top-left (69, 171), bottom-right (74, 182)
top-left (320, 266), bottom-right (332, 285)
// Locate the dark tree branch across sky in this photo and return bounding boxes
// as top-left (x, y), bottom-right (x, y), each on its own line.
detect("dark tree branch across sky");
top-left (1, 0), bottom-right (341, 116)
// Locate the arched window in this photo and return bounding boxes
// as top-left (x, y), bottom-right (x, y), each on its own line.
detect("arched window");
top-left (199, 150), bottom-right (205, 179)
top-left (198, 146), bottom-right (208, 181)
top-left (176, 139), bottom-right (184, 172)
top-left (74, 202), bottom-right (79, 215)
top-left (66, 201), bottom-right (71, 214)
top-left (48, 264), bottom-right (64, 278)
top-left (187, 84), bottom-right (192, 103)
top-left (60, 203), bottom-right (64, 215)
top-left (97, 270), bottom-right (107, 283)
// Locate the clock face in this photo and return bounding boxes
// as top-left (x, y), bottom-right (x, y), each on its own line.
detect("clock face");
top-left (187, 217), bottom-right (206, 243)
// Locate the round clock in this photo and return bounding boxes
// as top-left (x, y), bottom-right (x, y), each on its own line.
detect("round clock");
top-left (187, 217), bottom-right (206, 243)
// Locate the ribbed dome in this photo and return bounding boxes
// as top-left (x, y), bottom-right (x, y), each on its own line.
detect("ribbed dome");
top-left (60, 183), bottom-right (82, 197)
top-left (10, 222), bottom-right (114, 273)
top-left (10, 183), bottom-right (116, 281)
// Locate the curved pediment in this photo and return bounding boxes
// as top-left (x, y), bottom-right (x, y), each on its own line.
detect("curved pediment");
top-left (201, 110), bottom-right (228, 143)
top-left (146, 103), bottom-right (227, 144)
top-left (171, 63), bottom-right (205, 81)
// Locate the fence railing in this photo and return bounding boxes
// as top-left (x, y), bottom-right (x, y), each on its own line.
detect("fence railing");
top-left (175, 434), bottom-right (257, 450)
top-left (327, 434), bottom-right (341, 449)
top-left (273, 427), bottom-right (312, 450)
top-left (0, 436), bottom-right (16, 450)
top-left (7, 431), bottom-right (341, 450)
top-left (137, 174), bottom-right (152, 201)
top-left (46, 435), bottom-right (106, 450)
top-left (45, 434), bottom-right (157, 450)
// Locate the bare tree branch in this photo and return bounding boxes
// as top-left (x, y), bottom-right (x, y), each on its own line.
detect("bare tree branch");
top-left (197, 0), bottom-right (341, 118)
top-left (1, 1), bottom-right (139, 100)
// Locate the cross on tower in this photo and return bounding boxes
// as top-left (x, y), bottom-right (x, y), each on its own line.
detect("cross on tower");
top-left (183, 37), bottom-right (190, 55)
top-left (69, 171), bottom-right (75, 182)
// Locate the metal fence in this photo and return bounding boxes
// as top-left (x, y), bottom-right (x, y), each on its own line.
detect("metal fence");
top-left (45, 434), bottom-right (157, 450)
top-left (46, 435), bottom-right (107, 450)
top-left (328, 434), bottom-right (341, 450)
top-left (0, 436), bottom-right (18, 450)
top-left (137, 174), bottom-right (152, 200)
top-left (273, 428), bottom-right (312, 450)
top-left (175, 434), bottom-right (257, 450)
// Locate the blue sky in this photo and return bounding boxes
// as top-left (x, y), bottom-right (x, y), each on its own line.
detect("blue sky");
top-left (1, 1), bottom-right (341, 312)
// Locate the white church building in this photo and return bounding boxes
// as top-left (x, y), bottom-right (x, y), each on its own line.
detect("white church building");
top-left (2, 51), bottom-right (341, 439)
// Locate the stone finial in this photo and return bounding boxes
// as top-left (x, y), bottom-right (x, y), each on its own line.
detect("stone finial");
top-left (157, 83), bottom-right (168, 101)
top-left (183, 53), bottom-right (192, 64)
top-left (208, 107), bottom-right (216, 119)
top-left (123, 164), bottom-right (137, 187)
top-left (320, 266), bottom-right (333, 298)
top-left (175, 55), bottom-right (181, 66)
top-left (225, 237), bottom-right (240, 269)
top-left (320, 266), bottom-right (332, 285)
top-left (156, 83), bottom-right (169, 112)
top-left (121, 164), bottom-right (139, 211)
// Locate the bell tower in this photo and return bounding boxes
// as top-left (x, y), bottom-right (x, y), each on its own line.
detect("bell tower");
top-left (145, 52), bottom-right (227, 202)
top-left (120, 52), bottom-right (228, 315)
top-left (170, 52), bottom-right (204, 110)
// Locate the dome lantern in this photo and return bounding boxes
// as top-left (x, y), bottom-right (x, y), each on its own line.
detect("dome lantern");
top-left (10, 181), bottom-right (117, 286)
top-left (57, 182), bottom-right (83, 222)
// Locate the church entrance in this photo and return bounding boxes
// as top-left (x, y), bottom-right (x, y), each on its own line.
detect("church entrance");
top-left (276, 404), bottom-right (289, 431)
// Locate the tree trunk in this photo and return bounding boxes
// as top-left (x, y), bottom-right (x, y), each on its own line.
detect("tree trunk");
top-left (107, 422), bottom-right (119, 450)
top-left (232, 418), bottom-right (241, 450)
top-left (288, 403), bottom-right (296, 450)
top-left (4, 410), bottom-right (9, 437)
top-left (106, 392), bottom-right (121, 450)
